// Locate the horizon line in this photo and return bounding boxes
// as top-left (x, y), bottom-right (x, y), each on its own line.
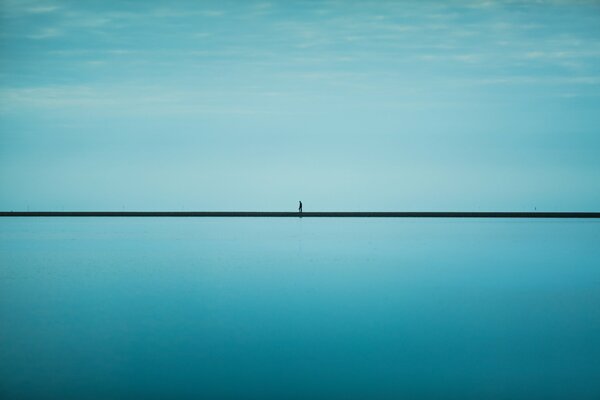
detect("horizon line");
top-left (1, 211), bottom-right (599, 218)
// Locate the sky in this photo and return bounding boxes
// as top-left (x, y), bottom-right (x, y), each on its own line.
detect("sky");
top-left (1, 0), bottom-right (599, 211)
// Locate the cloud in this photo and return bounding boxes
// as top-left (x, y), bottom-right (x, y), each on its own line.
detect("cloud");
top-left (0, 84), bottom-right (306, 117)
top-left (1, 0), bottom-right (54, 13)
top-left (2, 0), bottom-right (600, 108)
top-left (27, 27), bottom-right (62, 39)
top-left (25, 5), bottom-right (60, 14)
top-left (462, 75), bottom-right (600, 86)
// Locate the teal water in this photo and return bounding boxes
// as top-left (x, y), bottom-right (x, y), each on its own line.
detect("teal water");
top-left (1, 218), bottom-right (599, 399)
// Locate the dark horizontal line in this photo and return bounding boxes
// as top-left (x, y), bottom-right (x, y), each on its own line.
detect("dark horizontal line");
top-left (1, 212), bottom-right (599, 218)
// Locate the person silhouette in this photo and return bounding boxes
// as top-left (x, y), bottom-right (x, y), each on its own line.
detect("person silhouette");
top-left (298, 201), bottom-right (303, 214)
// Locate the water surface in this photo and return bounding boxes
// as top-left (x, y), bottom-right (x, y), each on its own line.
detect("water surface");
top-left (1, 218), bottom-right (599, 399)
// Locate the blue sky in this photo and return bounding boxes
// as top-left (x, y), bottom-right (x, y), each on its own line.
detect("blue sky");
top-left (1, 0), bottom-right (599, 211)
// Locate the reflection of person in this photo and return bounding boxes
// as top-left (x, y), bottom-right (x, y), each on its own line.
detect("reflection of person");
top-left (298, 201), bottom-right (303, 213)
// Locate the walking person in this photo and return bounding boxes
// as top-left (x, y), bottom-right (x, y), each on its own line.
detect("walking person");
top-left (298, 201), bottom-right (303, 215)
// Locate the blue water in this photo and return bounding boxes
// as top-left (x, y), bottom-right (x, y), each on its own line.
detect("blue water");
top-left (1, 218), bottom-right (599, 399)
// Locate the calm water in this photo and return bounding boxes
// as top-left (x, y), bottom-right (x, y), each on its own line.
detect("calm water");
top-left (1, 218), bottom-right (599, 399)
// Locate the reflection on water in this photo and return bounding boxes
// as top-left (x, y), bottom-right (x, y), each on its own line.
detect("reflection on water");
top-left (1, 218), bottom-right (599, 399)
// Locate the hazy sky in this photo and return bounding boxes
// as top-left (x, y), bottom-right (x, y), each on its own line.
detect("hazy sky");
top-left (1, 0), bottom-right (599, 211)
